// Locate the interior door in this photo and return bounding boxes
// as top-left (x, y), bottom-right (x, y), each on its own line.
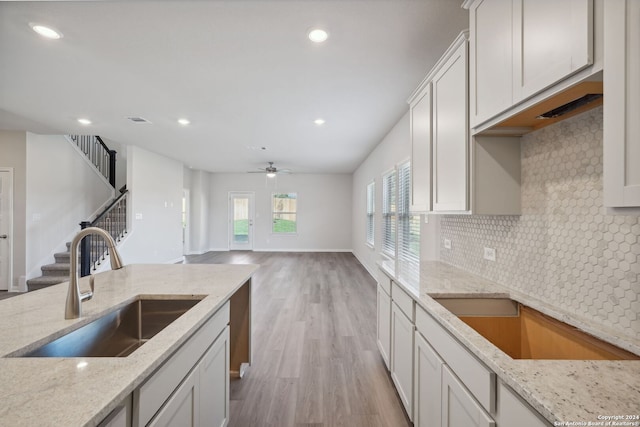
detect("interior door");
top-left (229, 192), bottom-right (254, 250)
top-left (0, 168), bottom-right (13, 291)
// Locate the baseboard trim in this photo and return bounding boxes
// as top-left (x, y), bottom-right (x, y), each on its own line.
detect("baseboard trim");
top-left (252, 248), bottom-right (353, 253)
top-left (167, 256), bottom-right (185, 264)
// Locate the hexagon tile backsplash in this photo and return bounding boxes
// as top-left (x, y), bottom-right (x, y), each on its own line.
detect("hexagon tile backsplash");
top-left (440, 106), bottom-right (639, 338)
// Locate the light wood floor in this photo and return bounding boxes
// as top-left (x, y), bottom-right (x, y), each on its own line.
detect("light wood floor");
top-left (184, 251), bottom-right (410, 427)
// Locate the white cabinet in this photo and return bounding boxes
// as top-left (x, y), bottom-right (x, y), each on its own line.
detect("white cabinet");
top-left (432, 35), bottom-right (469, 212)
top-left (513, 0), bottom-right (593, 101)
top-left (376, 282), bottom-right (392, 370)
top-left (409, 82), bottom-right (432, 213)
top-left (99, 399), bottom-right (131, 427)
top-left (442, 366), bottom-right (495, 427)
top-left (603, 0), bottom-right (640, 207)
top-left (199, 327), bottom-right (230, 427)
top-left (468, 0), bottom-right (514, 126)
top-left (414, 330), bottom-right (444, 427)
top-left (391, 302), bottom-right (415, 420)
top-left (466, 0), bottom-right (596, 130)
top-left (495, 381), bottom-right (550, 427)
top-left (149, 364), bottom-right (200, 427)
top-left (135, 302), bottom-right (231, 427)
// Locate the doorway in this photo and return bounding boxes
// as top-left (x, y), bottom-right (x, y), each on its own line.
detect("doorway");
top-left (229, 192), bottom-right (254, 250)
top-left (182, 189), bottom-right (190, 255)
top-left (0, 168), bottom-right (13, 291)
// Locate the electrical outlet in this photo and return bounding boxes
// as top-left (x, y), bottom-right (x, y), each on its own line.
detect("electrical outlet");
top-left (484, 247), bottom-right (496, 262)
top-left (444, 238), bottom-right (452, 249)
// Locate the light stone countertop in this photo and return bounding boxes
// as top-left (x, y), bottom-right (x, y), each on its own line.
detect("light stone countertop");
top-left (0, 263), bottom-right (258, 427)
top-left (379, 260), bottom-right (640, 425)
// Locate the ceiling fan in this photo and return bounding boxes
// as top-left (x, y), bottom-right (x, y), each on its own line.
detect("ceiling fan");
top-left (248, 162), bottom-right (292, 178)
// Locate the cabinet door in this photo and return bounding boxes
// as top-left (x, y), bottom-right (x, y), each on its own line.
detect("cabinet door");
top-left (603, 0), bottom-right (640, 207)
top-left (200, 327), bottom-right (230, 427)
top-left (149, 367), bottom-right (200, 427)
top-left (391, 302), bottom-right (414, 420)
top-left (414, 331), bottom-right (444, 427)
top-left (410, 83), bottom-right (432, 212)
top-left (442, 366), bottom-right (495, 427)
top-left (469, 0), bottom-right (514, 127)
top-left (496, 381), bottom-right (551, 427)
top-left (377, 284), bottom-right (392, 370)
top-left (432, 40), bottom-right (469, 212)
top-left (513, 0), bottom-right (593, 101)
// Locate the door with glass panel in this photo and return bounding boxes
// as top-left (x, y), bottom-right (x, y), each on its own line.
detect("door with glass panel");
top-left (229, 192), bottom-right (254, 250)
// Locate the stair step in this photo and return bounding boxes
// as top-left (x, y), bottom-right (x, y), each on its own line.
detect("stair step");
top-left (26, 276), bottom-right (67, 291)
top-left (41, 263), bottom-right (71, 276)
top-left (54, 252), bottom-right (71, 262)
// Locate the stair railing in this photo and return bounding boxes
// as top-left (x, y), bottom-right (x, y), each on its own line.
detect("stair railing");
top-left (80, 187), bottom-right (129, 277)
top-left (68, 135), bottom-right (117, 188)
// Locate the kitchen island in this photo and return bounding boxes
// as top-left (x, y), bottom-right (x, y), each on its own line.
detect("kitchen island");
top-left (0, 263), bottom-right (258, 427)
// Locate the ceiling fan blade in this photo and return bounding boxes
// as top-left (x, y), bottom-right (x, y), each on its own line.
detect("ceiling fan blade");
top-left (278, 169), bottom-right (292, 174)
top-left (247, 171), bottom-right (266, 174)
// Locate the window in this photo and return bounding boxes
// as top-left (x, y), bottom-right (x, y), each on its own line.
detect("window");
top-left (366, 181), bottom-right (375, 247)
top-left (272, 193), bottom-right (297, 233)
top-left (382, 170), bottom-right (396, 258)
top-left (397, 161), bottom-right (420, 278)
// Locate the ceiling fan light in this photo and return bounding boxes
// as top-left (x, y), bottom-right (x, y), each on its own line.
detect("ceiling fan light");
top-left (266, 172), bottom-right (277, 178)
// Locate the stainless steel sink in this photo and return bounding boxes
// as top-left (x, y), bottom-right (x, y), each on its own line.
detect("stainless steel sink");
top-left (14, 297), bottom-right (203, 358)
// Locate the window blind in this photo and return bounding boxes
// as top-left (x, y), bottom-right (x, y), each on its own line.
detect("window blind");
top-left (366, 181), bottom-right (375, 246)
top-left (397, 161), bottom-right (420, 278)
top-left (382, 170), bottom-right (396, 258)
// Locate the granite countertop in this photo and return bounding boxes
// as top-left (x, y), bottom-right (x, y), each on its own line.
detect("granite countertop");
top-left (0, 263), bottom-right (258, 427)
top-left (379, 260), bottom-right (640, 425)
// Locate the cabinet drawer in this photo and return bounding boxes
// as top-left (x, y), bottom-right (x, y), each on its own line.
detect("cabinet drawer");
top-left (378, 269), bottom-right (392, 295)
top-left (392, 282), bottom-right (414, 321)
top-left (135, 301), bottom-right (230, 427)
top-left (416, 305), bottom-right (495, 413)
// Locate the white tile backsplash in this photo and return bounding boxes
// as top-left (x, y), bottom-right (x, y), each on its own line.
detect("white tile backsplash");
top-left (440, 106), bottom-right (640, 338)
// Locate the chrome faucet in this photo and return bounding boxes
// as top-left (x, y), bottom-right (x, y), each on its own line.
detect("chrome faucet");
top-left (65, 227), bottom-right (124, 319)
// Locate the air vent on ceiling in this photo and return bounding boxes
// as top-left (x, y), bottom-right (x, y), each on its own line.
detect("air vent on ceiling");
top-left (127, 116), bottom-right (151, 124)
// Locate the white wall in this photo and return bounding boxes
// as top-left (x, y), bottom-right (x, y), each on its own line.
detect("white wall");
top-left (209, 173), bottom-right (352, 251)
top-left (351, 112), bottom-right (440, 277)
top-left (118, 145), bottom-right (184, 264)
top-left (188, 170), bottom-right (211, 254)
top-left (25, 134), bottom-right (114, 279)
top-left (0, 131), bottom-right (27, 290)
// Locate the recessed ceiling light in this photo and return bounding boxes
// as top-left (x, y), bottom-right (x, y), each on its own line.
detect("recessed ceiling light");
top-left (30, 24), bottom-right (62, 39)
top-left (314, 118), bottom-right (325, 125)
top-left (308, 29), bottom-right (329, 43)
top-left (77, 118), bottom-right (92, 125)
top-left (178, 118), bottom-right (190, 126)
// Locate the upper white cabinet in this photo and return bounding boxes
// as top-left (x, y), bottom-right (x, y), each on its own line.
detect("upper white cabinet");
top-left (408, 31), bottom-right (521, 215)
top-left (409, 83), bottom-right (432, 213)
top-left (603, 0), bottom-right (640, 207)
top-left (432, 35), bottom-right (469, 212)
top-left (513, 0), bottom-right (593, 100)
top-left (466, 0), bottom-right (596, 130)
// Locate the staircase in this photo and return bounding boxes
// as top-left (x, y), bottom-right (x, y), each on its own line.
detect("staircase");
top-left (26, 243), bottom-right (72, 291)
top-left (26, 134), bottom-right (126, 292)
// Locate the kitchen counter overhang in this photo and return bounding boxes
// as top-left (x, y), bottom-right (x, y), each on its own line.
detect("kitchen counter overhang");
top-left (0, 263), bottom-right (258, 427)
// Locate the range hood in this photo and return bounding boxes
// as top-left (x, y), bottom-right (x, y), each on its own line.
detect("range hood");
top-left (482, 80), bottom-right (603, 136)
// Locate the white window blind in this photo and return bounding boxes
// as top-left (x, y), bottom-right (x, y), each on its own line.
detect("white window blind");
top-left (398, 161), bottom-right (420, 278)
top-left (366, 181), bottom-right (375, 246)
top-left (382, 170), bottom-right (396, 258)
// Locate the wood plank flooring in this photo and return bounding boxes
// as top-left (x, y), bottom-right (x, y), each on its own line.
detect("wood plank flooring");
top-left (184, 251), bottom-right (410, 427)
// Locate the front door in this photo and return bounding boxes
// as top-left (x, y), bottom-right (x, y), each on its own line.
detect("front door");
top-left (229, 192), bottom-right (254, 250)
top-left (0, 168), bottom-right (13, 291)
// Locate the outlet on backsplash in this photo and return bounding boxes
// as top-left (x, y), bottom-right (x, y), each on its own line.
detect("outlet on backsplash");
top-left (444, 238), bottom-right (452, 249)
top-left (483, 247), bottom-right (496, 262)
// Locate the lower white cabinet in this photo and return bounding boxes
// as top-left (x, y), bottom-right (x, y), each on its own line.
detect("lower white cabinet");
top-left (199, 327), bottom-right (230, 427)
top-left (442, 366), bottom-right (495, 427)
top-left (390, 302), bottom-right (414, 420)
top-left (134, 302), bottom-right (231, 427)
top-left (376, 283), bottom-right (392, 369)
top-left (414, 330), bottom-right (444, 427)
top-left (150, 362), bottom-right (200, 427)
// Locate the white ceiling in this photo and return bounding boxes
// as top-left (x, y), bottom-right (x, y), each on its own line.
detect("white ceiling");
top-left (0, 1), bottom-right (468, 174)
